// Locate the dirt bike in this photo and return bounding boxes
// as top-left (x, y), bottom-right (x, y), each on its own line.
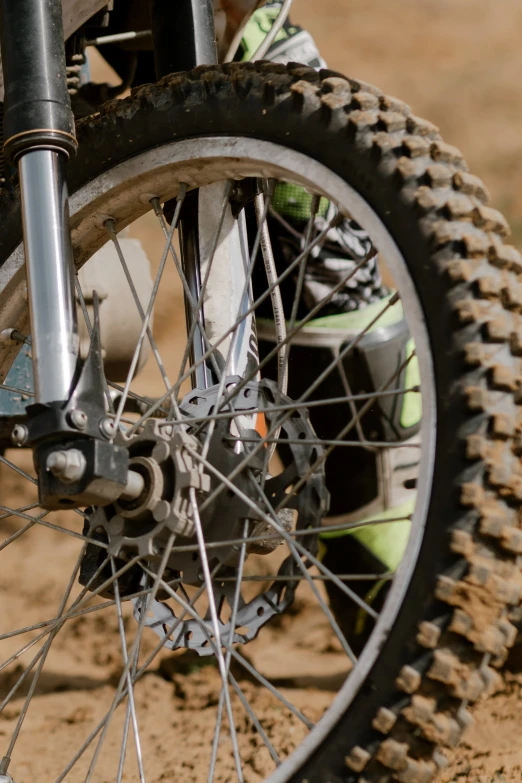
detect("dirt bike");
top-left (0, 1), bottom-right (519, 782)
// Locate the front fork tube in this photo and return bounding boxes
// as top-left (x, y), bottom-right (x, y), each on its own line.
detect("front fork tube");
top-left (0, 0), bottom-right (79, 406)
top-left (19, 150), bottom-right (79, 403)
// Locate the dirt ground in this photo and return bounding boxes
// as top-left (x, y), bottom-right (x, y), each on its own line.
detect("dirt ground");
top-left (3, 1), bottom-right (522, 781)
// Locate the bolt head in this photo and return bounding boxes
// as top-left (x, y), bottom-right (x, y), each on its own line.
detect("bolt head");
top-left (153, 500), bottom-right (170, 522)
top-left (47, 451), bottom-right (68, 475)
top-left (11, 423), bottom-right (28, 446)
top-left (99, 417), bottom-right (116, 439)
top-left (107, 514), bottom-right (124, 536)
top-left (152, 442), bottom-right (170, 463)
top-left (69, 409), bottom-right (88, 430)
top-left (46, 449), bottom-right (86, 484)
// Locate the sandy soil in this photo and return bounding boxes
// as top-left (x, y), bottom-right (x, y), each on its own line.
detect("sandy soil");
top-left (3, 1), bottom-right (522, 781)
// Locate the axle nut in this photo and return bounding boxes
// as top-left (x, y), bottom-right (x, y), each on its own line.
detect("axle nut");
top-left (46, 449), bottom-right (86, 484)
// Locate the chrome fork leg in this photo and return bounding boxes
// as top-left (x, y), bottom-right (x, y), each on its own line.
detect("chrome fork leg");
top-left (0, 0), bottom-right (79, 405)
top-left (19, 150), bottom-right (78, 403)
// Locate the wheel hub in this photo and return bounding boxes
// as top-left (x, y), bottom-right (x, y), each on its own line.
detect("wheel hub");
top-left (80, 378), bottom-right (329, 652)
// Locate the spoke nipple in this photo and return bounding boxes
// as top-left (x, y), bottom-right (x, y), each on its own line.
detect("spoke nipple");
top-left (11, 424), bottom-right (28, 446)
top-left (0, 757), bottom-right (12, 779)
top-left (99, 417), bottom-right (116, 439)
top-left (69, 408), bottom-right (88, 430)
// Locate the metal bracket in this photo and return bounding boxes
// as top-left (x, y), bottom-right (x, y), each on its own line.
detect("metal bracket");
top-left (11, 294), bottom-right (129, 509)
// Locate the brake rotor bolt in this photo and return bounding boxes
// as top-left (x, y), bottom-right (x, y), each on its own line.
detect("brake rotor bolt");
top-left (152, 442), bottom-right (170, 463)
top-left (99, 417), bottom-right (116, 439)
top-left (107, 514), bottom-right (124, 536)
top-left (69, 408), bottom-right (88, 430)
top-left (11, 424), bottom-right (28, 446)
top-left (153, 500), bottom-right (170, 522)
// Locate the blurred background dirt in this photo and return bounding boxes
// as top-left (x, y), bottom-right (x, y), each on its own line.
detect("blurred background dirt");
top-left (4, 1), bottom-right (522, 781)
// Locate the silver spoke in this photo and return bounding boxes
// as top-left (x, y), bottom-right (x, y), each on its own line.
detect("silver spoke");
top-left (111, 558), bottom-right (146, 783)
top-left (128, 513), bottom-right (411, 556)
top-left (0, 383), bottom-right (34, 397)
top-left (105, 220), bottom-right (178, 420)
top-left (0, 455), bottom-right (37, 485)
top-left (199, 185), bottom-right (274, 465)
top-left (55, 566), bottom-right (216, 783)
top-left (227, 672), bottom-right (280, 766)
top-left (183, 441), bottom-right (378, 618)
top-left (284, 194), bottom-right (320, 379)
top-left (189, 489), bottom-right (243, 783)
top-left (139, 565), bottom-right (313, 731)
top-left (175, 181), bottom-right (233, 393)
top-left (0, 502), bottom-right (41, 521)
top-left (0, 127), bottom-right (435, 783)
top-left (251, 478), bottom-right (357, 664)
top-left (160, 387), bottom-right (420, 429)
top-left (151, 198), bottom-right (224, 384)
top-left (282, 348), bottom-right (416, 503)
top-left (0, 587), bottom-right (152, 644)
top-left (128, 211), bottom-right (344, 434)
top-left (3, 546), bottom-right (86, 762)
top-left (254, 188), bottom-right (288, 396)
top-left (112, 186), bottom-right (187, 430)
top-left (33, 516), bottom-right (108, 547)
top-left (0, 554), bottom-right (141, 677)
top-left (197, 293), bottom-right (402, 517)
top-left (116, 646), bottom-right (140, 783)
top-left (210, 572), bottom-right (393, 583)
top-left (208, 520), bottom-right (249, 782)
top-left (226, 436), bottom-right (419, 449)
top-left (0, 508), bottom-right (47, 552)
top-left (230, 647), bottom-right (313, 729)
top-left (83, 535), bottom-right (176, 783)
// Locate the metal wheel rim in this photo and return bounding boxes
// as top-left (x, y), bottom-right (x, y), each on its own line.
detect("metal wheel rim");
top-left (0, 136), bottom-right (436, 781)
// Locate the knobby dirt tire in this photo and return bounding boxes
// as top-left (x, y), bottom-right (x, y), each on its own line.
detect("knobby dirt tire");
top-left (0, 63), bottom-right (521, 783)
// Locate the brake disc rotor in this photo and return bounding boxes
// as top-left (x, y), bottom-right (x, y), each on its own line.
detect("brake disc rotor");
top-left (135, 378), bottom-right (329, 655)
top-left (82, 378), bottom-right (328, 653)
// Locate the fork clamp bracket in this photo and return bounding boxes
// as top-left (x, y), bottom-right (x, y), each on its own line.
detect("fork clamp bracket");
top-left (10, 300), bottom-right (129, 509)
